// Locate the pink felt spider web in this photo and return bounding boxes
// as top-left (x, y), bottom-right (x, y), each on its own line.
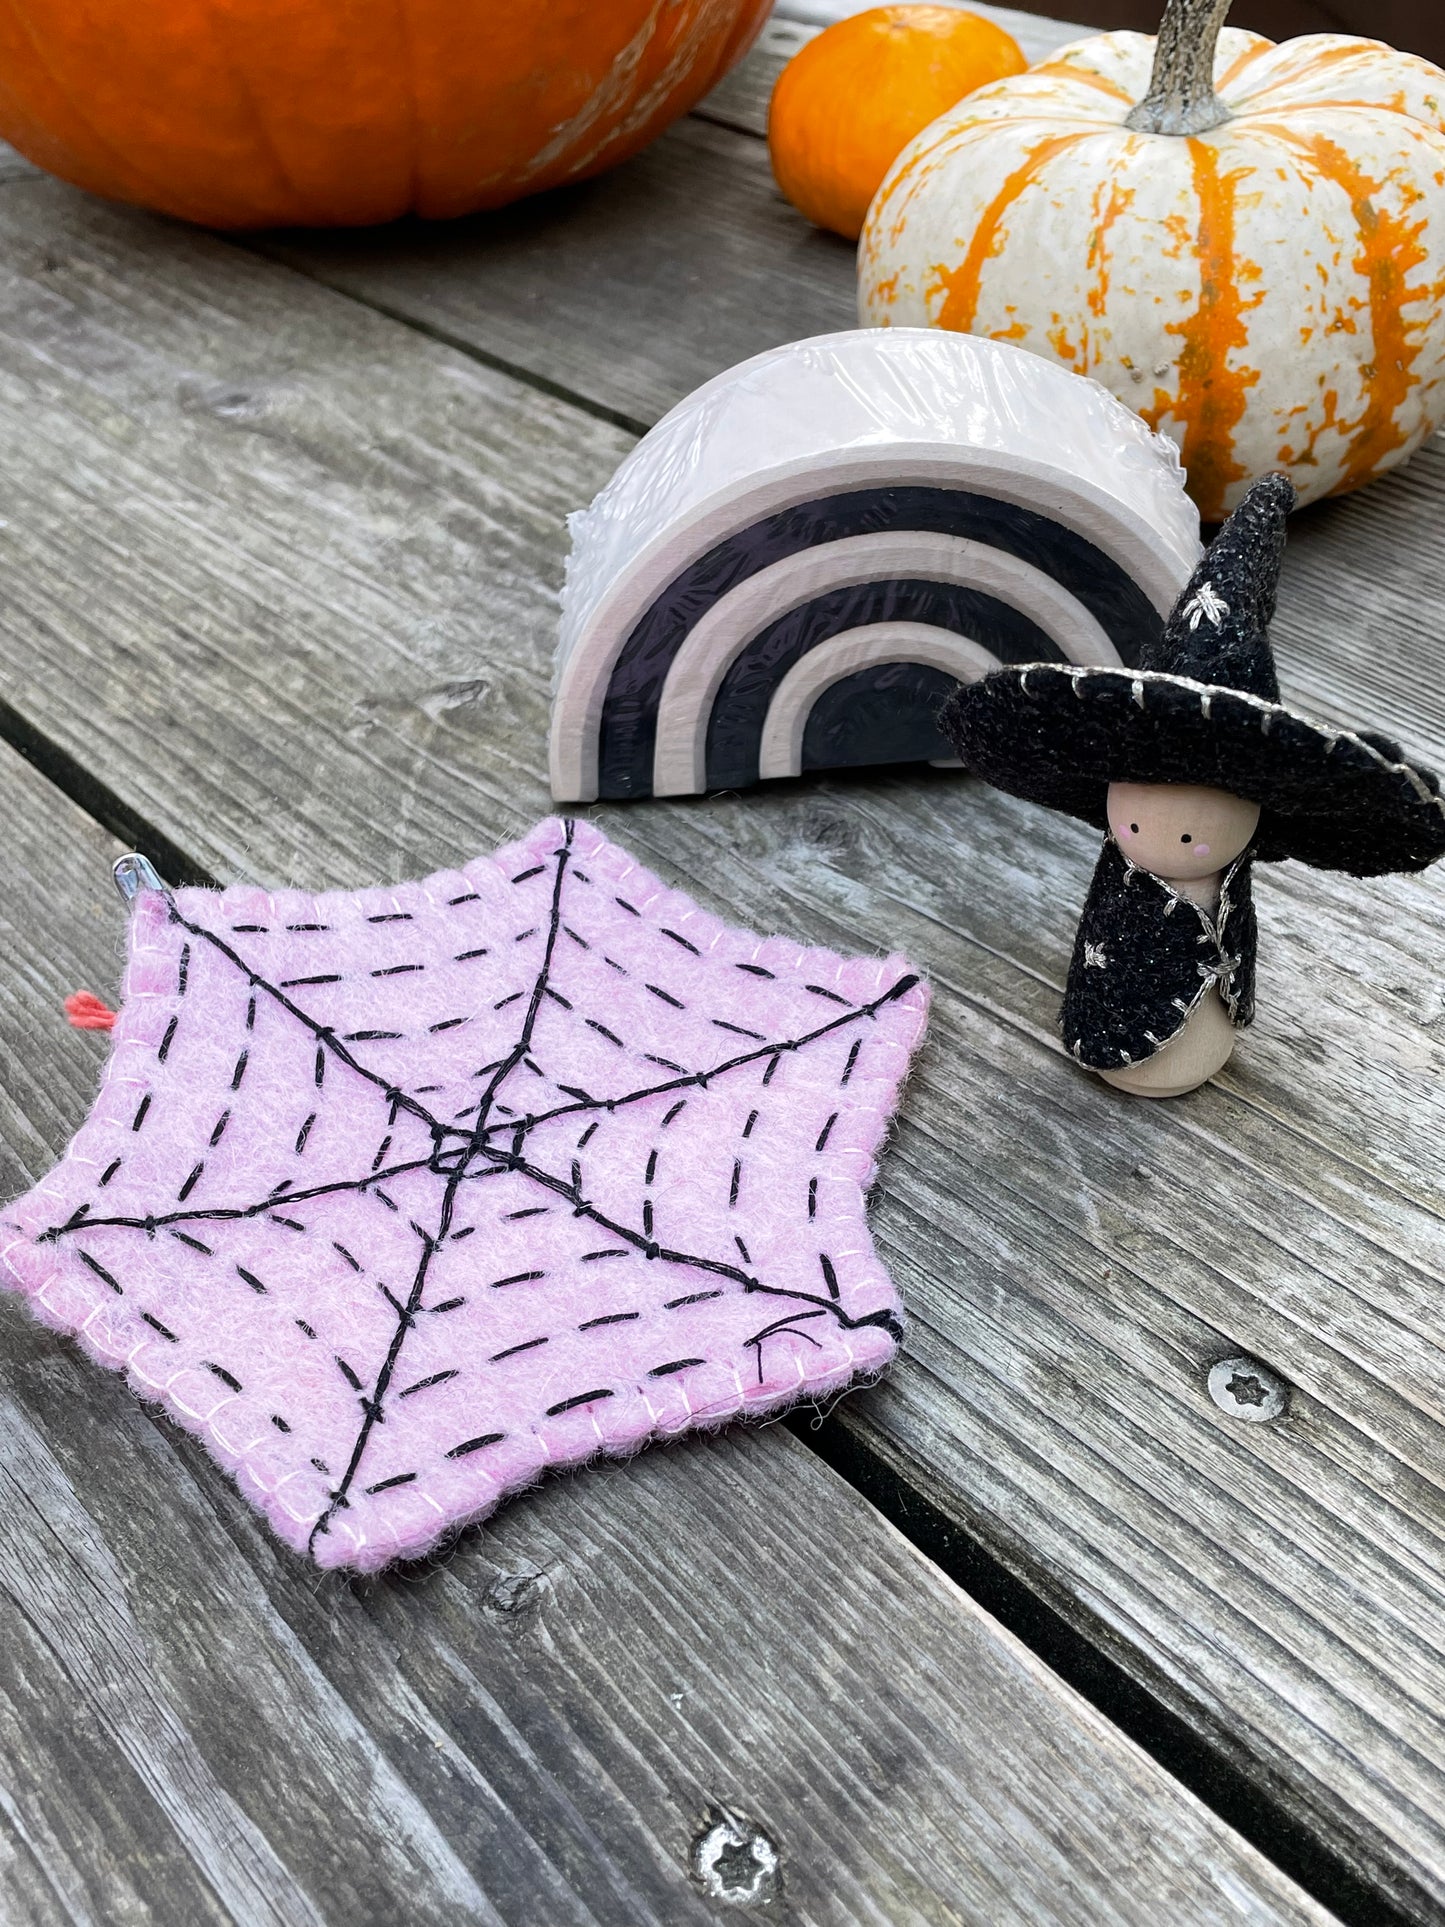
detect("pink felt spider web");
top-left (1, 818), bottom-right (928, 1570)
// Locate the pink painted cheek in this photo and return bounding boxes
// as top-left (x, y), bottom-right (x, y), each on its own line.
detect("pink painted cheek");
top-left (1194, 844), bottom-right (1210, 858)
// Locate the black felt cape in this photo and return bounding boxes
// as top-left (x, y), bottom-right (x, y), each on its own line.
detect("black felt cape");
top-left (1062, 840), bottom-right (1256, 1072)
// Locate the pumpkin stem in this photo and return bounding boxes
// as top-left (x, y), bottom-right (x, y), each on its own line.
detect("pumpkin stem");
top-left (1125, 0), bottom-right (1233, 137)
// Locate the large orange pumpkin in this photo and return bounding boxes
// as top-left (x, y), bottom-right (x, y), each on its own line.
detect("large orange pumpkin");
top-left (0, 0), bottom-right (772, 229)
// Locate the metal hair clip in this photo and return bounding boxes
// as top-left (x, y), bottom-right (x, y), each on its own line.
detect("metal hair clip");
top-left (112, 854), bottom-right (167, 904)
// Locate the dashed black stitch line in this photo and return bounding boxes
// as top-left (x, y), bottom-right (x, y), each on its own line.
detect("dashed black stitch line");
top-left (663, 928), bottom-right (700, 955)
top-left (272, 1415), bottom-right (292, 1432)
top-left (344, 1029), bottom-right (402, 1042)
top-left (564, 925), bottom-right (589, 948)
top-left (231, 1050), bottom-right (249, 1091)
top-left (816, 1113), bottom-right (838, 1152)
top-left (512, 865), bottom-right (545, 884)
top-left (368, 912), bottom-right (413, 924)
top-left (177, 944), bottom-right (191, 995)
top-left (447, 892), bottom-right (481, 906)
top-left (372, 963), bottom-right (423, 978)
top-left (523, 1056), bottom-right (546, 1078)
top-left (808, 1178), bottom-right (817, 1221)
top-left (491, 1336), bottom-right (548, 1361)
top-left (99, 1160), bottom-right (121, 1187)
top-left (314, 1047), bottom-right (326, 1088)
top-left (455, 946), bottom-right (491, 964)
top-left (335, 1357), bottom-right (363, 1391)
top-left (645, 1149), bottom-right (658, 1184)
top-left (579, 1311), bottom-right (639, 1330)
top-left (578, 1121), bottom-right (600, 1147)
top-left (371, 1135), bottom-right (392, 1172)
top-left (841, 1039), bottom-right (862, 1086)
top-left (545, 988), bottom-right (573, 1009)
top-left (642, 1200), bottom-right (654, 1237)
top-left (587, 1019), bottom-right (624, 1048)
top-left (736, 963), bottom-right (774, 979)
top-left (649, 1358), bottom-right (703, 1377)
top-left (177, 1163), bottom-right (205, 1202)
top-left (734, 1237), bottom-right (751, 1264)
top-left (514, 927), bottom-right (538, 943)
top-left (571, 1159), bottom-right (582, 1189)
top-left (142, 1312), bottom-right (178, 1341)
top-left (662, 1100), bottom-right (686, 1128)
top-left (171, 1231), bottom-right (213, 1254)
top-left (79, 1250), bottom-right (122, 1294)
top-left (761, 1055), bottom-right (781, 1086)
top-left (729, 1161), bottom-right (741, 1207)
top-left (232, 923), bottom-right (267, 934)
top-left (428, 1016), bottom-right (468, 1033)
top-left (157, 1016), bottom-right (179, 1063)
top-left (582, 1248), bottom-right (628, 1262)
top-left (237, 1267), bottom-right (267, 1294)
top-left (742, 1111), bottom-right (758, 1139)
top-left (210, 1111), bottom-right (231, 1148)
top-left (666, 1290), bottom-right (722, 1310)
top-left (367, 1472), bottom-right (417, 1494)
top-left (615, 897), bottom-right (640, 917)
top-left (288, 922), bottom-right (331, 933)
top-left (428, 1296), bottom-right (466, 1315)
top-left (447, 1432), bottom-right (504, 1458)
top-left (546, 1389), bottom-right (613, 1415)
top-left (603, 956), bottom-right (627, 975)
top-left (505, 1206), bottom-right (548, 1221)
top-left (270, 1215), bottom-right (307, 1232)
top-left (819, 1254), bottom-right (840, 1298)
top-left (646, 983), bottom-right (684, 1008)
top-left (206, 1362), bottom-right (243, 1392)
top-left (296, 1319), bottom-right (317, 1339)
top-left (283, 973), bottom-right (342, 988)
top-left (645, 1054), bottom-right (687, 1073)
top-left (714, 1020), bottom-right (765, 1040)
top-left (491, 1269), bottom-right (545, 1289)
top-left (246, 996), bottom-right (256, 1032)
top-left (399, 1369), bottom-right (459, 1398)
top-left (311, 1456), bottom-right (329, 1472)
top-left (557, 1083), bottom-right (592, 1104)
top-left (494, 991), bottom-right (523, 1010)
top-left (449, 1226), bottom-right (476, 1243)
top-left (131, 1094), bottom-right (152, 1132)
top-left (295, 1113), bottom-right (316, 1155)
top-left (807, 984), bottom-right (851, 1006)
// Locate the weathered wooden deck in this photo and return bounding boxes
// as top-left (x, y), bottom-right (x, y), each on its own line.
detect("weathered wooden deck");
top-left (0, 9), bottom-right (1443, 1923)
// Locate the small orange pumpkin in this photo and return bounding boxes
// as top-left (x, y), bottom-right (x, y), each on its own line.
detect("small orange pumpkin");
top-left (0, 0), bottom-right (772, 229)
top-left (769, 5), bottom-right (1026, 241)
top-left (860, 0), bottom-right (1445, 515)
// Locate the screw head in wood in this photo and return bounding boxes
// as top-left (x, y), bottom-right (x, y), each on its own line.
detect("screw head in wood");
top-left (1207, 1355), bottom-right (1287, 1422)
top-left (692, 1805), bottom-right (781, 1909)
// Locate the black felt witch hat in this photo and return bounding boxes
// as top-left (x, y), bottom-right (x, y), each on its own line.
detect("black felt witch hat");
top-left (942, 473), bottom-right (1445, 875)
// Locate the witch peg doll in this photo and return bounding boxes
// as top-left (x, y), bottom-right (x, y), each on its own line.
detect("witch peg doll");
top-left (943, 473), bottom-right (1445, 1098)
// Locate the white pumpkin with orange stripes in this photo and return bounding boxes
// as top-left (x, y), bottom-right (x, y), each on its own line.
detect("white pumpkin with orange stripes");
top-left (858, 0), bottom-right (1445, 517)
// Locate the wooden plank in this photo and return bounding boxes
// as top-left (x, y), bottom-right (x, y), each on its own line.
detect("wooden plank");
top-left (259, 114), bottom-right (855, 435)
top-left (0, 747), bottom-right (1331, 1925)
top-left (0, 172), bottom-right (1441, 1915)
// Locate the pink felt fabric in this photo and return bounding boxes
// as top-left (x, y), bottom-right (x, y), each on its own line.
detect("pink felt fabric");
top-left (1, 818), bottom-right (929, 1571)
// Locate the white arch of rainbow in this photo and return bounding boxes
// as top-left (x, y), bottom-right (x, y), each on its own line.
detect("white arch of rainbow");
top-left (550, 333), bottom-right (1201, 804)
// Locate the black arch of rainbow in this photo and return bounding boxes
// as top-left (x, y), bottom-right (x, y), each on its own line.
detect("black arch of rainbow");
top-left (594, 484), bottom-right (1165, 800)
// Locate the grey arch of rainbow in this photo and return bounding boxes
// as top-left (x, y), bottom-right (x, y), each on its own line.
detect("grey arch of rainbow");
top-left (550, 464), bottom-right (1197, 804)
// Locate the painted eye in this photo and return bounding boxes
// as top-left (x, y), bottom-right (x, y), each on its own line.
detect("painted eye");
top-left (1180, 833), bottom-right (1193, 844)
top-left (1129, 823), bottom-right (1138, 834)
